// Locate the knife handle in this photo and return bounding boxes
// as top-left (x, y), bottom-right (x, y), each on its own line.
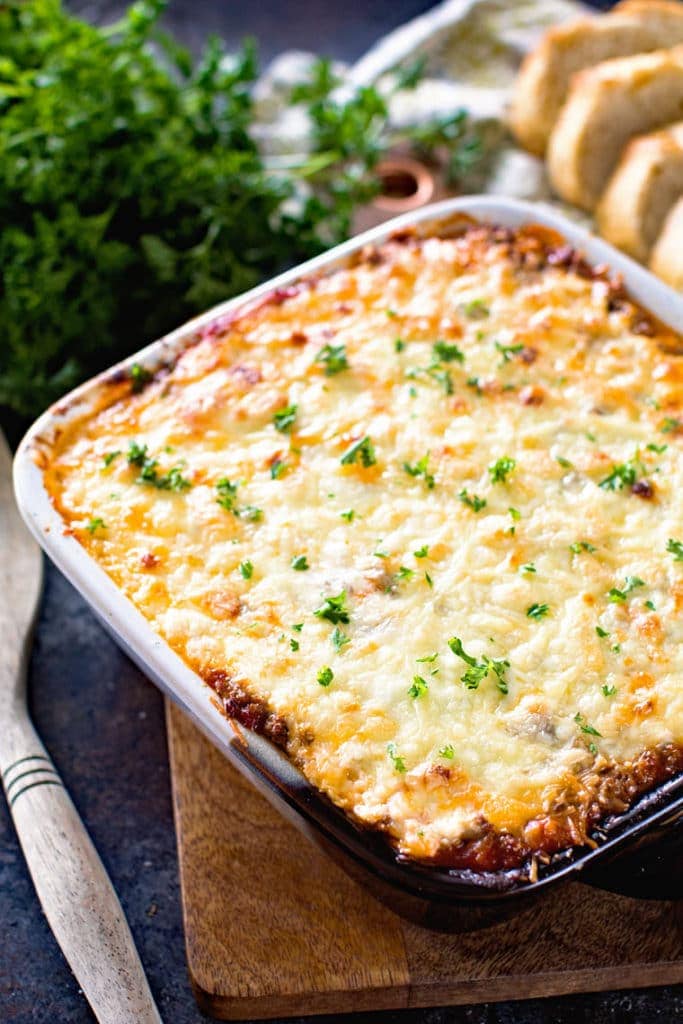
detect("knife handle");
top-left (2, 715), bottom-right (163, 1024)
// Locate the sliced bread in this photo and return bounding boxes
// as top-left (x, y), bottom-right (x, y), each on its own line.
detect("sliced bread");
top-left (547, 46), bottom-right (683, 211)
top-left (649, 196), bottom-right (683, 289)
top-left (510, 5), bottom-right (683, 157)
top-left (597, 122), bottom-right (683, 262)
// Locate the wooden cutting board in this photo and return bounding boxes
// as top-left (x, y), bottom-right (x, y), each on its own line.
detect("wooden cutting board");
top-left (166, 701), bottom-right (683, 1021)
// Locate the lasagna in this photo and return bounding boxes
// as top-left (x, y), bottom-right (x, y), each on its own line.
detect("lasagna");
top-left (42, 222), bottom-right (683, 874)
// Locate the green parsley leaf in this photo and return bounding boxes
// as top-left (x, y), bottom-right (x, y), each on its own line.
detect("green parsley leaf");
top-left (598, 458), bottom-right (641, 491)
top-left (488, 456), bottom-right (516, 484)
top-left (291, 554), bottom-right (310, 571)
top-left (397, 566), bottom-right (414, 581)
top-left (608, 576), bottom-right (645, 602)
top-left (602, 684), bottom-right (617, 697)
top-left (570, 541), bottom-right (596, 554)
top-left (458, 488), bottom-right (486, 512)
top-left (666, 538), bottom-right (683, 562)
top-left (556, 456), bottom-right (573, 469)
top-left (439, 744), bottom-right (455, 759)
top-left (386, 309), bottom-right (398, 319)
top-left (508, 507), bottom-right (521, 521)
top-left (413, 545), bottom-right (429, 558)
top-left (660, 417), bottom-right (680, 434)
top-left (526, 603), bottom-right (550, 619)
top-left (424, 571), bottom-right (433, 588)
top-left (574, 712), bottom-right (602, 738)
top-left (331, 626), bottom-right (351, 652)
top-left (341, 436), bottom-right (377, 467)
top-left (448, 637), bottom-right (509, 693)
top-left (646, 442), bottom-right (667, 454)
top-left (340, 508), bottom-right (355, 522)
top-left (416, 653), bottom-right (438, 664)
top-left (130, 362), bottom-right (152, 393)
top-left (239, 560), bottom-right (253, 580)
top-left (102, 450), bottom-right (121, 468)
top-left (289, 637), bottom-right (300, 652)
top-left (317, 666), bottom-right (334, 687)
top-left (273, 404), bottom-right (298, 433)
top-left (408, 675), bottom-right (429, 698)
top-left (394, 338), bottom-right (406, 352)
top-left (521, 563), bottom-right (536, 574)
top-left (315, 343), bottom-right (349, 375)
top-left (270, 457), bottom-right (288, 479)
top-left (403, 453), bottom-right (435, 488)
top-left (292, 623), bottom-right (304, 632)
top-left (127, 442), bottom-right (191, 491)
top-left (645, 599), bottom-right (656, 611)
top-left (595, 626), bottom-right (610, 638)
top-left (461, 298), bottom-right (489, 319)
top-left (314, 591), bottom-right (350, 624)
top-left (387, 742), bottom-right (406, 773)
top-left (433, 340), bottom-right (464, 364)
top-left (494, 340), bottom-right (523, 364)
top-left (216, 477), bottom-right (239, 513)
top-left (86, 517), bottom-right (105, 535)
top-left (241, 505), bottom-right (263, 522)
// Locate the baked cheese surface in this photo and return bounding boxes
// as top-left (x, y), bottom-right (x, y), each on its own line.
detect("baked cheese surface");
top-left (44, 225), bottom-right (683, 869)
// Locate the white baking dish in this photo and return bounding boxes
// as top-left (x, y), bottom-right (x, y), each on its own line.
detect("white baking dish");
top-left (13, 197), bottom-right (683, 927)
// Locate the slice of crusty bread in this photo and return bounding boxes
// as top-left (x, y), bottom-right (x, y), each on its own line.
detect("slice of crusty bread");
top-left (510, 6), bottom-right (683, 157)
top-left (547, 46), bottom-right (683, 211)
top-left (597, 122), bottom-right (683, 262)
top-left (649, 195), bottom-right (683, 289)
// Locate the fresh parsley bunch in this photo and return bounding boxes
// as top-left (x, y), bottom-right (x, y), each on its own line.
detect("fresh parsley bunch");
top-left (0, 0), bottom-right (480, 421)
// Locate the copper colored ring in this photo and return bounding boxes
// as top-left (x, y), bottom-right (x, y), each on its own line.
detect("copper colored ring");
top-left (372, 156), bottom-right (435, 212)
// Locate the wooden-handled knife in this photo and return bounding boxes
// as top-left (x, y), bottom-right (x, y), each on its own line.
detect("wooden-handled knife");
top-left (0, 430), bottom-right (163, 1024)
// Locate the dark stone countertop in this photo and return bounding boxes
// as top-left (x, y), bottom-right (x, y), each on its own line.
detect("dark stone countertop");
top-left (1, 1), bottom-right (680, 1021)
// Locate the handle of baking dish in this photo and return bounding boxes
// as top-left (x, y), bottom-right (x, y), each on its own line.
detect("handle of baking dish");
top-left (579, 812), bottom-right (683, 901)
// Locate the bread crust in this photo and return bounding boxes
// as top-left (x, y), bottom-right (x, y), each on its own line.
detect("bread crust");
top-left (547, 46), bottom-right (683, 211)
top-left (597, 123), bottom-right (683, 262)
top-left (509, 7), bottom-right (683, 157)
top-left (650, 195), bottom-right (683, 288)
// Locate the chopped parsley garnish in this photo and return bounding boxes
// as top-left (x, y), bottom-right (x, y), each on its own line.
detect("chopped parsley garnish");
top-left (127, 442), bottom-right (191, 491)
top-left (341, 436), bottom-right (376, 467)
top-left (666, 538), bottom-right (683, 562)
top-left (331, 626), bottom-right (351, 652)
top-left (607, 576), bottom-right (645, 603)
top-left (374, 548), bottom-right (389, 559)
top-left (645, 599), bottom-right (656, 611)
top-left (494, 340), bottom-right (523, 364)
top-left (386, 309), bottom-right (397, 319)
top-left (413, 545), bottom-right (429, 559)
top-left (447, 637), bottom-right (509, 694)
top-left (424, 571), bottom-right (433, 588)
top-left (270, 457), bottom-right (288, 479)
top-left (521, 563), bottom-right (536, 574)
top-left (340, 508), bottom-right (355, 522)
top-left (458, 488), bottom-right (486, 512)
top-left (439, 744), bottom-right (455, 759)
top-left (403, 453), bottom-right (435, 489)
top-left (462, 298), bottom-right (489, 319)
top-left (509, 507), bottom-right (521, 521)
top-left (315, 342), bottom-right (348, 375)
top-left (526, 603), bottom-right (549, 619)
top-left (574, 712), bottom-right (602, 738)
top-left (646, 442), bottom-right (667, 454)
top-left (241, 505), bottom-right (263, 522)
top-left (291, 554), bottom-right (309, 571)
top-left (239, 560), bottom-right (253, 580)
top-left (314, 591), bottom-right (350, 624)
top-left (387, 742), bottom-right (406, 773)
top-left (598, 457), bottom-right (642, 491)
top-left (317, 666), bottom-right (334, 687)
top-left (416, 653), bottom-right (438, 664)
top-left (595, 626), bottom-right (610, 638)
top-left (86, 517), bottom-right (105, 534)
top-left (612, 643), bottom-right (621, 654)
top-left (289, 638), bottom-right (300, 652)
top-left (488, 456), bottom-right (516, 484)
top-left (129, 362), bottom-right (152, 393)
top-left (555, 456), bottom-right (573, 469)
top-left (394, 338), bottom-right (406, 352)
top-left (408, 675), bottom-right (429, 698)
top-left (570, 541), bottom-right (596, 554)
top-left (273, 404), bottom-right (298, 433)
top-left (602, 684), bottom-right (617, 697)
top-left (102, 450), bottom-right (120, 468)
top-left (660, 417), bottom-right (680, 434)
top-left (292, 623), bottom-right (304, 632)
top-left (397, 566), bottom-right (414, 581)
top-left (466, 376), bottom-right (483, 395)
top-left (433, 340), bottom-right (464, 364)
top-left (216, 477), bottom-right (239, 513)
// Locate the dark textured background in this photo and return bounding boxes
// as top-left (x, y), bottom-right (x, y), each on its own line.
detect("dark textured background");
top-left (1, 2), bottom-right (680, 1022)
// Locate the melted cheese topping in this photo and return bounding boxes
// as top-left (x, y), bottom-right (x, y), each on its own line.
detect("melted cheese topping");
top-left (44, 226), bottom-right (683, 866)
